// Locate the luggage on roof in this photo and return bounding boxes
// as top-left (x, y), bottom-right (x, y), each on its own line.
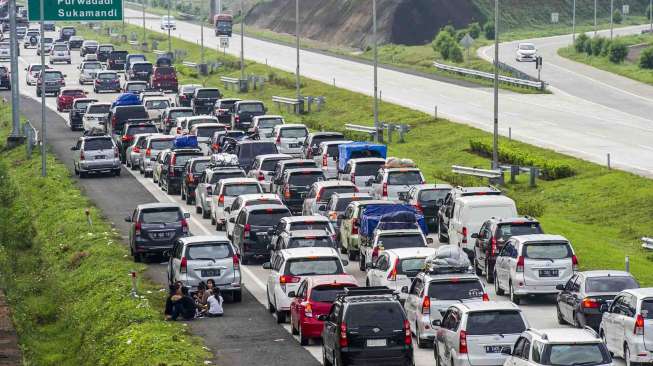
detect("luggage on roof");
top-left (173, 135), bottom-right (198, 149)
top-left (209, 153), bottom-right (239, 167)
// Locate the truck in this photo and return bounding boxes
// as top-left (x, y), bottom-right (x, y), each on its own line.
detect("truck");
top-left (214, 14), bottom-right (233, 37)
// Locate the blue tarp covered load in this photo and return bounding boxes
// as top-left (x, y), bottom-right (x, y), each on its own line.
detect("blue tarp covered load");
top-left (360, 204), bottom-right (428, 239)
top-left (338, 142), bottom-right (387, 171)
top-left (111, 93), bottom-right (141, 108)
top-left (173, 135), bottom-right (198, 149)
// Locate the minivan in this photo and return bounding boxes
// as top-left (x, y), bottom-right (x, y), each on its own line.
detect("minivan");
top-left (232, 204), bottom-right (292, 264)
top-left (150, 66), bottom-right (178, 92)
top-left (231, 100), bottom-right (266, 130)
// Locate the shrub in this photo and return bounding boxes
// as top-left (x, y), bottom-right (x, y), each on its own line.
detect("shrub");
top-left (601, 39), bottom-right (612, 56)
top-left (609, 41), bottom-right (628, 63)
top-left (456, 30), bottom-right (467, 42)
top-left (613, 9), bottom-right (623, 24)
top-left (574, 33), bottom-right (589, 53)
top-left (518, 198), bottom-right (546, 217)
top-left (441, 25), bottom-right (456, 37)
top-left (584, 37), bottom-right (593, 54)
top-left (590, 37), bottom-right (605, 56)
top-left (639, 46), bottom-right (653, 69)
top-left (468, 22), bottom-right (481, 39)
top-left (449, 44), bottom-right (464, 63)
top-left (432, 31), bottom-right (456, 60)
top-left (484, 22), bottom-right (495, 40)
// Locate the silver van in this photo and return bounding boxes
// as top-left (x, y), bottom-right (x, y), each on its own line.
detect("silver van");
top-left (71, 135), bottom-right (121, 177)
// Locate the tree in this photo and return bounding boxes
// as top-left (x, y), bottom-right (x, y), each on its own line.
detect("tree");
top-left (613, 9), bottom-right (623, 24)
top-left (456, 30), bottom-right (467, 42)
top-left (609, 41), bottom-right (628, 63)
top-left (449, 44), bottom-right (464, 63)
top-left (639, 46), bottom-right (653, 69)
top-left (468, 22), bottom-right (481, 39)
top-left (441, 25), bottom-right (456, 37)
top-left (574, 33), bottom-right (589, 53)
top-left (432, 31), bottom-right (456, 60)
top-left (484, 22), bottom-right (495, 40)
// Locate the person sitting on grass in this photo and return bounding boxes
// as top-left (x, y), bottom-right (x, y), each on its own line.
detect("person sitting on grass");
top-left (206, 288), bottom-right (224, 317)
top-left (164, 284), bottom-right (183, 321)
top-left (178, 286), bottom-right (197, 321)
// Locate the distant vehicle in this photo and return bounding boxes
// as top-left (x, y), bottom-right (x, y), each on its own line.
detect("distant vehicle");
top-left (400, 183), bottom-right (452, 232)
top-left (250, 115), bottom-right (284, 141)
top-left (177, 84), bottom-right (202, 107)
top-left (160, 106), bottom-right (193, 133)
top-left (114, 120), bottom-right (158, 162)
top-left (93, 71), bottom-right (121, 93)
top-left (15, 26), bottom-right (26, 40)
top-left (122, 80), bottom-right (148, 95)
top-left (107, 50), bottom-right (128, 71)
top-left (232, 204), bottom-right (292, 263)
top-left (23, 29), bottom-right (40, 49)
top-left (69, 98), bottom-right (98, 131)
top-left (36, 70), bottom-right (65, 97)
top-left (159, 147), bottom-right (204, 195)
top-left (36, 37), bottom-right (53, 56)
top-left (180, 157), bottom-right (211, 205)
top-left (246, 153), bottom-right (293, 192)
top-left (68, 36), bottom-right (84, 49)
top-left (127, 61), bottom-right (153, 81)
top-left (71, 135), bottom-right (121, 177)
top-left (0, 65), bottom-right (10, 90)
top-left (80, 40), bottom-right (99, 57)
top-left (82, 102), bottom-right (111, 133)
top-left (78, 60), bottom-right (102, 84)
top-left (125, 53), bottom-right (146, 72)
top-left (56, 87), bottom-right (86, 112)
top-left (273, 124), bottom-right (309, 158)
top-left (138, 135), bottom-right (175, 177)
top-left (366, 247), bottom-right (436, 301)
top-left (0, 41), bottom-right (11, 60)
top-left (49, 43), bottom-right (71, 64)
top-left (160, 15), bottom-right (176, 30)
top-left (302, 132), bottom-right (346, 160)
top-left (516, 42), bottom-right (537, 62)
top-left (213, 13), bottom-right (233, 37)
top-left (150, 66), bottom-right (178, 92)
top-left (438, 186), bottom-right (503, 244)
top-left (43, 21), bottom-right (55, 31)
top-left (25, 63), bottom-right (49, 86)
top-left (96, 43), bottom-right (115, 63)
top-left (191, 88), bottom-right (221, 115)
top-left (214, 98), bottom-right (243, 124)
top-left (125, 203), bottom-right (190, 262)
top-left (231, 100), bottom-right (266, 131)
top-left (338, 157), bottom-right (386, 194)
top-left (315, 140), bottom-right (353, 180)
top-left (58, 26), bottom-right (76, 41)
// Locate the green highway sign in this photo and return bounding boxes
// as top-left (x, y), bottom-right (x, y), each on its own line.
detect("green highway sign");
top-left (28, 0), bottom-right (123, 21)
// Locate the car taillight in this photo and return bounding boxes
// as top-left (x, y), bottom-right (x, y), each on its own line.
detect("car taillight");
top-left (339, 323), bottom-right (348, 348)
top-left (350, 173), bottom-right (355, 183)
top-left (351, 218), bottom-right (358, 235)
top-left (322, 154), bottom-right (327, 167)
top-left (257, 172), bottom-right (265, 181)
top-left (572, 255), bottom-right (579, 271)
top-left (635, 314), bottom-right (645, 335)
top-left (232, 254), bottom-right (240, 270)
top-left (482, 293), bottom-right (489, 301)
top-left (421, 296), bottom-right (430, 315)
top-left (133, 146), bottom-right (140, 153)
top-left (218, 195), bottom-right (225, 207)
top-left (122, 135), bottom-right (133, 142)
top-left (459, 330), bottom-right (468, 354)
top-left (235, 115), bottom-right (240, 123)
top-left (134, 221), bottom-right (141, 236)
top-left (582, 297), bottom-right (599, 309)
top-left (516, 256), bottom-right (524, 272)
top-left (404, 319), bottom-right (412, 345)
top-left (372, 246), bottom-right (380, 261)
top-left (95, 79), bottom-right (100, 84)
top-left (145, 148), bottom-right (151, 157)
top-left (283, 184), bottom-right (290, 199)
top-left (303, 302), bottom-right (313, 318)
top-left (243, 223), bottom-right (251, 238)
top-left (414, 203), bottom-right (423, 213)
top-left (387, 257), bottom-right (399, 281)
top-left (316, 188), bottom-right (324, 202)
top-left (181, 218), bottom-right (188, 233)
top-left (279, 275), bottom-right (300, 284)
top-left (79, 150), bottom-right (85, 160)
top-left (111, 115), bottom-right (117, 128)
top-left (461, 227), bottom-right (468, 244)
top-left (275, 135), bottom-right (281, 144)
top-left (382, 182), bottom-right (388, 197)
top-left (206, 186), bottom-right (213, 195)
top-left (176, 127), bottom-right (181, 134)
top-left (180, 256), bottom-right (187, 273)
top-left (490, 236), bottom-right (497, 256)
top-left (187, 174), bottom-right (195, 183)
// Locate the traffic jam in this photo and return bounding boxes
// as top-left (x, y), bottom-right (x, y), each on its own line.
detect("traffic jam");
top-left (10, 20), bottom-right (653, 366)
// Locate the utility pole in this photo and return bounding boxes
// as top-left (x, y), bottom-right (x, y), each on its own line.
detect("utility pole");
top-left (610, 0), bottom-right (614, 39)
top-left (572, 0), bottom-right (576, 41)
top-left (295, 0), bottom-right (300, 102)
top-left (650, 0), bottom-right (652, 33)
top-left (167, 0), bottom-right (171, 52)
top-left (200, 2), bottom-right (205, 64)
top-left (240, 0), bottom-right (244, 82)
top-left (373, 0), bottom-right (380, 143)
top-left (594, 0), bottom-right (598, 36)
top-left (7, 0), bottom-right (22, 146)
top-left (122, 0), bottom-right (125, 33)
top-left (492, 0), bottom-right (499, 170)
top-left (40, 0), bottom-right (46, 177)
top-left (142, 0), bottom-right (146, 43)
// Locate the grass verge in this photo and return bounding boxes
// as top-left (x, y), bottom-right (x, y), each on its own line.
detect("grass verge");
top-left (0, 103), bottom-right (210, 365)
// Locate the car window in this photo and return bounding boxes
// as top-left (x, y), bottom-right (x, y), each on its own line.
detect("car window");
top-left (209, 172), bottom-right (245, 184)
top-left (642, 299), bottom-right (653, 319)
top-left (376, 234), bottom-right (425, 250)
top-left (185, 242), bottom-right (232, 260)
top-left (288, 172), bottom-right (324, 186)
top-left (145, 100), bottom-right (169, 109)
top-left (87, 104), bottom-right (110, 114)
top-left (98, 73), bottom-right (117, 79)
top-left (345, 302), bottom-right (404, 330)
top-left (239, 103), bottom-right (264, 113)
top-left (410, 277), bottom-right (424, 296)
top-left (585, 276), bottom-right (638, 293)
top-left (238, 143), bottom-right (277, 158)
top-left (497, 222), bottom-right (543, 240)
top-left (126, 125), bottom-right (158, 136)
top-left (139, 207), bottom-right (181, 223)
top-left (289, 222), bottom-right (330, 232)
top-left (523, 242), bottom-right (572, 260)
top-left (513, 337), bottom-right (527, 358)
top-left (171, 153), bottom-right (202, 167)
top-left (248, 210), bottom-right (291, 226)
top-left (427, 280), bottom-right (484, 300)
top-left (397, 257), bottom-right (427, 276)
top-left (261, 159), bottom-right (285, 171)
top-left (284, 257), bottom-right (343, 276)
top-left (196, 89), bottom-right (220, 98)
top-left (83, 138), bottom-right (113, 150)
top-left (258, 118), bottom-right (283, 129)
top-left (279, 127), bottom-right (307, 138)
top-left (223, 184), bottom-right (261, 196)
top-left (150, 139), bottom-right (174, 150)
top-left (465, 311), bottom-right (526, 335)
top-left (310, 285), bottom-right (355, 303)
top-left (543, 343), bottom-right (611, 366)
top-left (287, 237), bottom-right (333, 249)
top-left (376, 255), bottom-right (389, 270)
top-left (418, 189), bottom-right (449, 203)
top-left (319, 187), bottom-right (357, 202)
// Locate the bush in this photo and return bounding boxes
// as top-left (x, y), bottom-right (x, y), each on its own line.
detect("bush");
top-left (613, 9), bottom-right (623, 24)
top-left (639, 46), bottom-right (653, 69)
top-left (574, 33), bottom-right (589, 53)
top-left (441, 25), bottom-right (456, 37)
top-left (468, 22), bottom-right (481, 39)
top-left (609, 41), bottom-right (628, 63)
top-left (469, 139), bottom-right (576, 180)
top-left (432, 31), bottom-right (456, 60)
top-left (590, 37), bottom-right (605, 56)
top-left (484, 22), bottom-right (495, 40)
top-left (601, 39), bottom-right (612, 56)
top-left (449, 44), bottom-right (464, 63)
top-left (584, 38), bottom-right (593, 54)
top-left (456, 30), bottom-right (467, 42)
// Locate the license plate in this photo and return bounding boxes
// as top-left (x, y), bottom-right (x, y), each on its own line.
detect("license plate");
top-left (366, 339), bottom-right (386, 347)
top-left (201, 269), bottom-right (220, 277)
top-left (289, 143), bottom-right (299, 148)
top-left (153, 232), bottom-right (171, 238)
top-left (95, 155), bottom-right (105, 159)
top-left (539, 269), bottom-right (559, 277)
top-left (257, 233), bottom-right (268, 241)
top-left (485, 345), bottom-right (510, 354)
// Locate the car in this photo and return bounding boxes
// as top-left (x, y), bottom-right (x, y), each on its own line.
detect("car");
top-left (43, 21), bottom-right (55, 31)
top-left (152, 150), bottom-right (172, 185)
top-left (0, 41), bottom-right (11, 60)
top-left (249, 115), bottom-right (284, 142)
top-left (338, 157), bottom-right (386, 193)
top-left (191, 88), bottom-right (221, 115)
top-left (160, 107), bottom-right (193, 133)
top-left (369, 163), bottom-right (425, 201)
top-left (433, 302), bottom-right (528, 366)
top-left (366, 247), bottom-right (436, 298)
top-left (82, 102), bottom-right (111, 133)
top-left (122, 80), bottom-right (149, 95)
top-left (224, 194), bottom-right (282, 238)
top-left (516, 42), bottom-right (537, 62)
top-left (264, 247), bottom-right (348, 323)
top-left (125, 54), bottom-right (146, 73)
top-left (232, 140), bottom-right (279, 173)
top-left (159, 147), bottom-right (204, 194)
top-left (126, 61), bottom-right (153, 81)
top-left (323, 192), bottom-right (373, 235)
top-left (36, 69), bottom-right (65, 97)
top-left (315, 140), bottom-right (353, 179)
top-left (494, 234), bottom-right (578, 304)
top-left (301, 132), bottom-right (346, 160)
top-left (150, 66), bottom-right (178, 92)
top-left (246, 154), bottom-right (293, 192)
top-left (49, 43), bottom-right (71, 64)
top-left (599, 288), bottom-right (653, 366)
top-left (160, 15), bottom-right (176, 30)
top-left (56, 87), bottom-right (87, 112)
top-left (68, 36), bottom-right (84, 49)
top-left (438, 186), bottom-right (503, 244)
top-left (96, 43), bottom-right (114, 63)
top-left (210, 177), bottom-right (263, 230)
top-left (78, 60), bottom-right (103, 84)
top-left (180, 157), bottom-right (211, 204)
top-left (15, 27), bottom-right (27, 40)
top-left (268, 216), bottom-right (338, 253)
top-left (138, 135), bottom-right (175, 177)
top-left (80, 40), bottom-right (99, 57)
top-left (36, 37), bottom-right (54, 55)
top-left (338, 200), bottom-right (397, 261)
top-left (71, 135), bottom-right (121, 178)
top-left (302, 181), bottom-right (358, 217)
top-left (231, 100), bottom-right (266, 130)
top-left (320, 286), bottom-right (413, 366)
top-left (115, 121), bottom-right (159, 163)
top-left (0, 66), bottom-right (10, 90)
top-left (125, 203), bottom-right (190, 262)
top-left (400, 184), bottom-right (453, 233)
top-left (277, 168), bottom-right (326, 214)
top-left (272, 124), bottom-right (309, 157)
top-left (107, 50), bottom-right (128, 71)
top-left (126, 133), bottom-right (158, 170)
top-left (213, 98), bottom-right (242, 124)
top-left (270, 159), bottom-right (319, 193)
top-left (472, 216), bottom-right (543, 283)
top-left (361, 228), bottom-right (430, 271)
top-left (189, 123), bottom-right (228, 154)
top-left (23, 29), bottom-right (40, 49)
top-left (210, 130), bottom-right (247, 154)
top-left (108, 105), bottom-right (150, 136)
top-left (143, 97), bottom-right (172, 122)
top-left (269, 229), bottom-right (338, 259)
top-left (93, 71), bottom-right (121, 93)
top-left (167, 235), bottom-right (242, 301)
top-left (556, 270), bottom-right (638, 330)
top-left (194, 167), bottom-right (247, 219)
top-left (177, 84), bottom-right (202, 107)
top-left (507, 328), bottom-right (612, 366)
top-left (289, 276), bottom-right (358, 346)
top-left (25, 63), bottom-right (49, 86)
top-left (58, 26), bottom-right (76, 41)
top-left (68, 98), bottom-right (98, 131)
top-left (232, 204), bottom-right (292, 264)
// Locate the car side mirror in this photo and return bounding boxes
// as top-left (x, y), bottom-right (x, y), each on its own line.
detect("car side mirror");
top-left (365, 262), bottom-right (375, 270)
top-left (262, 262), bottom-right (272, 269)
top-left (431, 319), bottom-right (441, 327)
top-left (401, 286), bottom-right (409, 294)
top-left (287, 291), bottom-right (296, 298)
top-left (70, 146), bottom-right (79, 150)
top-left (341, 259), bottom-right (349, 266)
top-left (229, 218), bottom-right (235, 223)
top-left (471, 233), bottom-right (479, 239)
top-left (600, 303), bottom-right (609, 313)
top-left (224, 207), bottom-right (230, 213)
top-left (183, 212), bottom-right (190, 219)
top-left (555, 284), bottom-right (565, 291)
top-left (318, 204), bottom-right (327, 212)
top-left (337, 213), bottom-right (345, 220)
top-left (427, 238), bottom-right (434, 245)
top-left (124, 216), bottom-right (132, 222)
top-left (437, 198), bottom-right (444, 206)
top-left (317, 314), bottom-right (328, 321)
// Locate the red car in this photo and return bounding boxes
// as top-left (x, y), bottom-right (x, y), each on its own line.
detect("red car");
top-left (56, 87), bottom-right (87, 112)
top-left (289, 275), bottom-right (358, 345)
top-left (150, 66), bottom-right (178, 93)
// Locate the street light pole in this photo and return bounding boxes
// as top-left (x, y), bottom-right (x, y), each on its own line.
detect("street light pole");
top-left (40, 0), bottom-right (46, 177)
top-left (240, 0), bottom-right (244, 81)
top-left (594, 0), bottom-right (598, 36)
top-left (572, 0), bottom-right (576, 41)
top-left (8, 0), bottom-right (21, 144)
top-left (610, 0), bottom-right (614, 40)
top-left (295, 0), bottom-right (300, 102)
top-left (373, 0), bottom-right (380, 143)
top-left (492, 0), bottom-right (499, 170)
top-left (167, 0), bottom-right (172, 52)
top-left (200, 4), bottom-right (205, 64)
top-left (142, 0), bottom-right (146, 43)
top-left (650, 0), bottom-right (652, 33)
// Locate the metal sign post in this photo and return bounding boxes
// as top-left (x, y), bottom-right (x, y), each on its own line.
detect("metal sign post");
top-left (219, 36), bottom-right (229, 56)
top-left (7, 0), bottom-right (22, 146)
top-left (460, 33), bottom-right (474, 61)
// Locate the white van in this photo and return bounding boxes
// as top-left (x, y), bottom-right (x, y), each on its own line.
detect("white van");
top-left (448, 195), bottom-right (518, 256)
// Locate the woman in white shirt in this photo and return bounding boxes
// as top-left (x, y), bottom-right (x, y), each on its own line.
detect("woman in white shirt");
top-left (206, 288), bottom-right (224, 317)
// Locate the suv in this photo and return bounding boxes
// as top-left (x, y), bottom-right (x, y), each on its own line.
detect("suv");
top-left (68, 98), bottom-right (98, 131)
top-left (225, 194), bottom-right (283, 238)
top-left (80, 40), bottom-right (99, 57)
top-left (150, 66), bottom-right (178, 92)
top-left (264, 247), bottom-right (348, 323)
top-left (302, 181), bottom-right (358, 217)
top-left (369, 166), bottom-right (425, 201)
top-left (268, 216), bottom-right (337, 254)
top-left (180, 157), bottom-right (211, 204)
top-left (58, 26), bottom-right (76, 41)
top-left (125, 203), bottom-right (190, 262)
top-left (177, 84), bottom-right (202, 107)
top-left (315, 140), bottom-right (352, 179)
top-left (25, 63), bottom-right (49, 86)
top-left (277, 168), bottom-right (326, 214)
top-left (302, 132), bottom-right (345, 160)
top-left (214, 98), bottom-right (243, 124)
top-left (231, 100), bottom-right (266, 130)
top-left (115, 121), bottom-right (158, 163)
top-left (127, 61), bottom-right (153, 81)
top-left (272, 124), bottom-right (309, 157)
top-left (438, 186), bottom-right (502, 243)
top-left (78, 60), bottom-right (102, 84)
top-left (71, 135), bottom-right (121, 177)
top-left (192, 88), bottom-right (221, 115)
top-left (93, 71), bottom-right (121, 93)
top-left (473, 216), bottom-right (543, 283)
top-left (246, 154), bottom-right (292, 192)
top-left (36, 70), bottom-right (65, 97)
top-left (232, 204), bottom-right (292, 264)
top-left (556, 270), bottom-right (638, 330)
top-left (506, 328), bottom-right (612, 366)
top-left (82, 102), bottom-right (111, 133)
top-left (56, 88), bottom-right (86, 112)
top-left (194, 167), bottom-right (247, 219)
top-left (249, 115), bottom-right (284, 141)
top-left (96, 43), bottom-right (114, 62)
top-left (161, 107), bottom-right (193, 133)
top-left (338, 158), bottom-right (386, 193)
top-left (68, 36), bottom-right (84, 49)
top-left (233, 141), bottom-right (279, 172)
top-left (107, 50), bottom-right (128, 71)
top-left (270, 159), bottom-right (318, 193)
top-left (401, 184), bottom-right (452, 232)
top-left (210, 178), bottom-right (263, 231)
top-left (167, 235), bottom-right (242, 301)
top-left (324, 193), bottom-right (373, 234)
top-left (109, 105), bottom-right (149, 137)
top-left (433, 302), bottom-right (528, 366)
top-left (160, 148), bottom-right (204, 194)
top-left (320, 287), bottom-right (413, 366)
top-left (49, 43), bottom-right (71, 64)
top-left (366, 247), bottom-right (436, 299)
top-left (361, 228), bottom-right (429, 272)
top-left (270, 230), bottom-right (337, 257)
top-left (494, 234), bottom-right (577, 304)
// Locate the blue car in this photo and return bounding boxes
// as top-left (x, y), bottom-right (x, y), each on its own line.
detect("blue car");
top-left (93, 71), bottom-right (121, 93)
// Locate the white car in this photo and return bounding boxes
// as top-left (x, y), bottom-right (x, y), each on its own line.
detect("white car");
top-left (315, 140), bottom-right (352, 179)
top-left (251, 115), bottom-right (284, 142)
top-left (25, 63), bottom-right (48, 86)
top-left (0, 41), bottom-right (11, 60)
top-left (369, 166), bottom-right (425, 201)
top-left (49, 43), bottom-right (71, 64)
top-left (189, 122), bottom-right (227, 154)
top-left (160, 15), bottom-right (176, 30)
top-left (600, 288), bottom-right (653, 366)
top-left (143, 97), bottom-right (171, 122)
top-left (365, 247), bottom-right (435, 298)
top-left (272, 124), bottom-right (309, 158)
top-left (361, 228), bottom-right (430, 270)
top-left (210, 178), bottom-right (262, 231)
top-left (78, 61), bottom-right (103, 84)
top-left (516, 42), bottom-right (537, 62)
top-left (82, 102), bottom-right (111, 132)
top-left (338, 157), bottom-right (386, 194)
top-left (126, 133), bottom-right (157, 170)
top-left (263, 247), bottom-right (348, 323)
top-left (224, 193), bottom-right (282, 238)
top-left (301, 180), bottom-right (358, 217)
top-left (246, 154), bottom-right (293, 192)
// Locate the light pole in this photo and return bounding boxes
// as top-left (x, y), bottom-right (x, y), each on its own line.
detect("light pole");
top-left (572, 0), bottom-right (576, 41)
top-left (142, 0), bottom-right (146, 44)
top-left (650, 0), bottom-right (652, 33)
top-left (492, 0), bottom-right (499, 170)
top-left (7, 0), bottom-right (21, 145)
top-left (200, 4), bottom-right (205, 64)
top-left (40, 0), bottom-right (46, 177)
top-left (167, 0), bottom-right (171, 52)
top-left (240, 0), bottom-right (244, 82)
top-left (373, 0), bottom-right (380, 143)
top-left (610, 0), bottom-right (614, 39)
top-left (295, 0), bottom-right (300, 102)
top-left (594, 0), bottom-right (598, 36)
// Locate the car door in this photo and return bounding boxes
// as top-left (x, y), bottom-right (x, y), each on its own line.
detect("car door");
top-left (371, 171), bottom-right (383, 199)
top-left (404, 276), bottom-right (423, 329)
top-left (475, 222), bottom-right (490, 268)
top-left (290, 280), bottom-right (308, 328)
top-left (340, 205), bottom-right (354, 245)
top-left (617, 294), bottom-right (637, 354)
top-left (266, 255), bottom-right (281, 302)
top-left (448, 203), bottom-right (462, 246)
top-left (322, 303), bottom-right (341, 360)
top-left (606, 295), bottom-right (627, 351)
top-left (369, 254), bottom-right (388, 285)
top-left (436, 309), bottom-right (459, 364)
top-left (557, 274), bottom-right (577, 322)
top-left (303, 186), bottom-right (316, 215)
top-left (232, 211), bottom-right (246, 250)
top-left (505, 337), bottom-right (527, 366)
top-left (495, 242), bottom-right (513, 287)
top-left (565, 275), bottom-right (582, 322)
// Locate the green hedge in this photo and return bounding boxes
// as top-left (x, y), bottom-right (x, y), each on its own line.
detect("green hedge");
top-left (469, 138), bottom-right (575, 180)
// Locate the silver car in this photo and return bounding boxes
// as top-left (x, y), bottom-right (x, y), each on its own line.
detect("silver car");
top-left (71, 135), bottom-right (121, 177)
top-left (246, 153), bottom-right (292, 192)
top-left (273, 124), bottom-right (308, 158)
top-left (251, 115), bottom-right (284, 142)
top-left (49, 43), bottom-right (71, 64)
top-left (167, 235), bottom-right (242, 301)
top-left (126, 133), bottom-right (157, 171)
top-left (138, 135), bottom-right (175, 177)
top-left (79, 61), bottom-right (103, 84)
top-left (194, 167), bottom-right (247, 219)
top-left (0, 41), bottom-right (10, 60)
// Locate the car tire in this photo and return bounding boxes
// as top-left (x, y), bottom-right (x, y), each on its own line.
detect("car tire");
top-left (433, 342), bottom-right (441, 366)
top-left (474, 259), bottom-right (483, 276)
top-left (359, 253), bottom-right (365, 271)
top-left (299, 324), bottom-right (309, 346)
top-left (196, 206), bottom-right (202, 214)
top-left (275, 307), bottom-right (286, 324)
top-left (290, 313), bottom-right (299, 335)
top-left (509, 282), bottom-right (520, 305)
top-left (211, 216), bottom-right (216, 225)
top-left (130, 162), bottom-right (138, 171)
top-left (416, 325), bottom-right (430, 349)
top-left (267, 291), bottom-right (275, 313)
top-left (485, 262), bottom-right (494, 283)
top-left (232, 290), bottom-right (242, 303)
top-left (202, 209), bottom-right (210, 219)
top-left (181, 189), bottom-right (186, 201)
top-left (133, 250), bottom-right (142, 263)
top-left (79, 171), bottom-right (87, 179)
top-left (241, 254), bottom-right (249, 265)
top-left (556, 305), bottom-right (566, 325)
top-left (494, 272), bottom-right (504, 295)
top-left (114, 169), bottom-right (121, 177)
top-left (348, 250), bottom-right (357, 261)
top-left (322, 347), bottom-right (333, 366)
top-left (625, 345), bottom-right (636, 366)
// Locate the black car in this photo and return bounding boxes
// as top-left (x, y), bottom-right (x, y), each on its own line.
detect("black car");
top-left (127, 61), bottom-right (153, 81)
top-left (277, 168), bottom-right (325, 214)
top-left (80, 40), bottom-right (98, 57)
top-left (109, 105), bottom-right (149, 136)
top-left (320, 287), bottom-right (413, 366)
top-left (231, 204), bottom-right (292, 264)
top-left (176, 84), bottom-right (201, 107)
top-left (210, 130), bottom-right (245, 153)
top-left (68, 98), bottom-right (98, 131)
top-left (59, 26), bottom-right (76, 41)
top-left (400, 184), bottom-right (452, 233)
top-left (107, 50), bottom-right (128, 71)
top-left (96, 43), bottom-right (114, 63)
top-left (93, 71), bottom-right (121, 93)
top-left (213, 98), bottom-right (242, 124)
top-left (0, 66), bottom-right (10, 90)
top-left (181, 157), bottom-right (211, 205)
top-left (160, 148), bottom-right (204, 195)
top-left (125, 203), bottom-right (190, 262)
top-left (191, 88), bottom-right (221, 115)
top-left (231, 100), bottom-right (266, 130)
top-left (68, 36), bottom-right (84, 49)
top-left (232, 140), bottom-right (278, 172)
top-left (270, 159), bottom-right (318, 193)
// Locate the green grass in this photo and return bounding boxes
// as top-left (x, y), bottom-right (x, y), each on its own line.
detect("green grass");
top-left (0, 105), bottom-right (210, 365)
top-left (74, 22), bottom-right (653, 286)
top-left (558, 33), bottom-right (653, 85)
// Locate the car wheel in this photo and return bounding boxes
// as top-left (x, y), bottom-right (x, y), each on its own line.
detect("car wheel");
top-left (433, 342), bottom-right (441, 366)
top-left (211, 216), bottom-right (216, 225)
top-left (290, 312), bottom-right (299, 335)
top-left (196, 206), bottom-right (202, 214)
top-left (474, 259), bottom-right (483, 276)
top-left (509, 282), bottom-right (520, 305)
top-left (133, 250), bottom-right (142, 263)
top-left (275, 306), bottom-right (286, 324)
top-left (494, 272), bottom-right (504, 295)
top-left (266, 289), bottom-right (275, 313)
top-left (365, 278), bottom-right (370, 287)
top-left (79, 171), bottom-right (87, 179)
top-left (202, 209), bottom-right (210, 219)
top-left (130, 162), bottom-right (138, 171)
top-left (241, 253), bottom-right (249, 265)
top-left (348, 250), bottom-right (357, 261)
top-left (181, 190), bottom-right (186, 201)
top-left (556, 305), bottom-right (566, 325)
top-left (232, 290), bottom-right (242, 303)
top-left (359, 253), bottom-right (365, 271)
top-left (416, 324), bottom-right (430, 349)
top-left (114, 169), bottom-right (121, 177)
top-left (485, 262), bottom-right (494, 283)
top-left (625, 345), bottom-right (634, 366)
top-left (322, 347), bottom-right (333, 366)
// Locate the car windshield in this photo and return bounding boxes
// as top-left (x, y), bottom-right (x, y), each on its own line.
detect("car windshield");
top-left (287, 237), bottom-right (333, 249)
top-left (145, 100), bottom-right (170, 109)
top-left (523, 242), bottom-right (572, 260)
top-left (469, 206), bottom-right (516, 222)
top-left (427, 280), bottom-right (484, 300)
top-left (98, 73), bottom-right (117, 80)
top-left (387, 171), bottom-right (422, 185)
top-left (261, 158), bottom-right (287, 171)
top-left (83, 62), bottom-right (101, 70)
top-left (223, 184), bottom-right (261, 196)
top-left (182, 85), bottom-right (199, 93)
top-left (239, 143), bottom-right (277, 158)
top-left (99, 46), bottom-right (113, 52)
top-left (30, 65), bottom-right (46, 72)
top-left (186, 242), bottom-right (232, 260)
top-left (310, 285), bottom-right (356, 303)
top-left (290, 222), bottom-right (331, 232)
top-left (140, 208), bottom-right (181, 223)
top-left (244, 199), bottom-right (280, 207)
top-left (84, 138), bottom-right (113, 150)
top-left (345, 303), bottom-right (404, 330)
top-left (585, 276), bottom-right (638, 293)
top-left (170, 111), bottom-right (193, 120)
top-left (334, 198), bottom-right (357, 211)
top-left (248, 210), bottom-right (291, 226)
top-left (355, 161), bottom-right (384, 176)
top-left (156, 67), bottom-right (175, 75)
top-left (53, 45), bottom-right (67, 51)
top-left (285, 257), bottom-right (343, 276)
top-left (44, 72), bottom-right (62, 80)
top-left (127, 83), bottom-right (147, 91)
top-left (88, 104), bottom-right (110, 114)
top-left (42, 38), bottom-right (53, 44)
top-left (85, 41), bottom-right (98, 46)
top-left (173, 154), bottom-right (202, 167)
top-left (543, 344), bottom-right (610, 366)
top-left (197, 89), bottom-right (220, 98)
top-left (376, 234), bottom-right (425, 249)
top-left (419, 189), bottom-right (449, 203)
top-left (75, 101), bottom-right (94, 110)
top-left (210, 171), bottom-right (245, 184)
top-left (280, 127), bottom-right (307, 138)
top-left (62, 90), bottom-right (84, 96)
top-left (258, 118), bottom-right (283, 129)
top-left (398, 258), bottom-right (427, 276)
top-left (110, 51), bottom-right (127, 59)
top-left (150, 139), bottom-right (174, 150)
top-left (465, 311), bottom-right (526, 335)
top-left (497, 222), bottom-right (543, 240)
top-left (289, 173), bottom-right (324, 186)
top-left (520, 44), bottom-right (536, 50)
top-left (239, 103), bottom-right (264, 113)
top-left (197, 126), bottom-right (222, 138)
top-left (133, 63), bottom-right (152, 72)
top-left (325, 144), bottom-right (342, 157)
top-left (62, 28), bottom-right (74, 35)
top-left (126, 126), bottom-right (158, 136)
top-left (320, 186), bottom-right (357, 202)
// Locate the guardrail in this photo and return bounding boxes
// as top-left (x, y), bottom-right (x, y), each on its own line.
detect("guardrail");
top-left (433, 62), bottom-right (546, 90)
top-left (220, 76), bottom-right (247, 92)
top-left (452, 165), bottom-right (504, 185)
top-left (182, 61), bottom-right (197, 68)
top-left (345, 123), bottom-right (409, 142)
top-left (272, 96), bottom-right (303, 114)
top-left (499, 164), bottom-right (540, 187)
top-left (23, 121), bottom-right (38, 158)
top-left (642, 237), bottom-right (653, 250)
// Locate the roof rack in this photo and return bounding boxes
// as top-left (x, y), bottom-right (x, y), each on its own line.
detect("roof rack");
top-left (342, 286), bottom-right (396, 296)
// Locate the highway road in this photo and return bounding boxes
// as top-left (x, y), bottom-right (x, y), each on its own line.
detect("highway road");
top-left (123, 8), bottom-right (653, 178)
top-left (8, 30), bottom-right (588, 366)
